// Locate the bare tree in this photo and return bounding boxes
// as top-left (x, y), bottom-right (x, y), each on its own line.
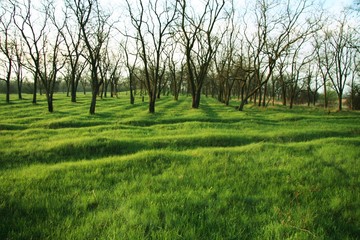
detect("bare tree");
top-left (286, 38), bottom-right (313, 109)
top-left (39, 22), bottom-right (65, 112)
top-left (0, 3), bottom-right (15, 103)
top-left (58, 2), bottom-right (86, 103)
top-left (107, 51), bottom-right (121, 98)
top-left (214, 3), bottom-right (241, 106)
top-left (13, 0), bottom-right (48, 104)
top-left (327, 16), bottom-right (356, 111)
top-left (125, 0), bottom-right (177, 113)
top-left (305, 61), bottom-right (322, 106)
top-left (98, 40), bottom-right (111, 98)
top-left (14, 37), bottom-right (24, 99)
top-left (166, 39), bottom-right (184, 101)
top-left (120, 36), bottom-right (138, 104)
top-left (178, 0), bottom-right (226, 109)
top-left (314, 32), bottom-right (330, 108)
top-left (67, 0), bottom-right (112, 114)
top-left (238, 0), bottom-right (322, 111)
top-left (13, 0), bottom-right (65, 112)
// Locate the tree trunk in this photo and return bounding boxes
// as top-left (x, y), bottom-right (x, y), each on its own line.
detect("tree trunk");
top-left (47, 94), bottom-right (54, 113)
top-left (71, 82), bottom-right (77, 103)
top-left (6, 79), bottom-right (10, 103)
top-left (323, 80), bottom-right (328, 108)
top-left (130, 89), bottom-right (135, 104)
top-left (192, 89), bottom-right (201, 108)
top-left (338, 94), bottom-right (342, 111)
top-left (350, 80), bottom-right (354, 110)
top-left (238, 100), bottom-right (246, 111)
top-left (149, 95), bottom-right (155, 113)
top-left (89, 86), bottom-right (99, 115)
top-left (104, 80), bottom-right (108, 98)
top-left (272, 80), bottom-right (275, 106)
top-left (289, 87), bottom-right (295, 109)
top-left (225, 88), bottom-right (231, 106)
top-left (258, 88), bottom-right (262, 107)
top-left (66, 84), bottom-right (70, 97)
top-left (33, 74), bottom-right (38, 104)
top-left (17, 80), bottom-right (22, 100)
top-left (282, 85), bottom-right (286, 106)
top-left (262, 84), bottom-right (267, 107)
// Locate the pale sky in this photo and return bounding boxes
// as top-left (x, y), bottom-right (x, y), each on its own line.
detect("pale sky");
top-left (323, 0), bottom-right (353, 12)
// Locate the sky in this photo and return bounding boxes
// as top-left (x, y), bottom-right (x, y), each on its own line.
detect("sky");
top-left (323, 0), bottom-right (354, 12)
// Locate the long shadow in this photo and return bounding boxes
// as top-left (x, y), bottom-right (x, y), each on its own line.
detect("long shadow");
top-left (199, 97), bottom-right (220, 120)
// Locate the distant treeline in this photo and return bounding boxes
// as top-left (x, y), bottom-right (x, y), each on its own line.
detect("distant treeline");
top-left (2, 78), bottom-right (357, 110)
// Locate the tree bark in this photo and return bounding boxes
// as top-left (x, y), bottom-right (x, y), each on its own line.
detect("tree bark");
top-left (71, 80), bottom-right (77, 102)
top-left (32, 74), bottom-right (38, 104)
top-left (338, 94), bottom-right (343, 111)
top-left (192, 88), bottom-right (201, 108)
top-left (149, 94), bottom-right (156, 113)
top-left (17, 80), bottom-right (22, 100)
top-left (89, 86), bottom-right (99, 115)
top-left (47, 94), bottom-right (54, 113)
top-left (262, 84), bottom-right (267, 107)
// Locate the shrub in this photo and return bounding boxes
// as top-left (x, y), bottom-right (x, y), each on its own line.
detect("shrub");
top-left (346, 83), bottom-right (360, 110)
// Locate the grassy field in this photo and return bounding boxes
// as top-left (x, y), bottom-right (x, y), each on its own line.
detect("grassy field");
top-left (0, 93), bottom-right (359, 239)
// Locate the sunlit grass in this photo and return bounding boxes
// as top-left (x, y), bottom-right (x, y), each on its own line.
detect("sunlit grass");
top-left (0, 93), bottom-right (359, 239)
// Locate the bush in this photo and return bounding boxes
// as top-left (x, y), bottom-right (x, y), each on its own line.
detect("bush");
top-left (346, 84), bottom-right (360, 110)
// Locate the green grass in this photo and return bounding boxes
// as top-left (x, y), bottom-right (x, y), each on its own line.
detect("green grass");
top-left (0, 93), bottom-right (359, 239)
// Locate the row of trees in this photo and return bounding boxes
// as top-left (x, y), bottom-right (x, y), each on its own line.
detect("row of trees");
top-left (1, 0), bottom-right (359, 113)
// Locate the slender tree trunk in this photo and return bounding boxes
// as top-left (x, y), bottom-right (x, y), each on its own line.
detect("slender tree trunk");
top-left (110, 82), bottom-right (114, 97)
top-left (323, 80), bottom-right (328, 108)
top-left (307, 87), bottom-right (311, 107)
top-left (70, 73), bottom-right (77, 102)
top-left (33, 74), bottom-right (38, 104)
top-left (289, 86), bottom-right (295, 109)
top-left (254, 90), bottom-right (257, 105)
top-left (262, 84), bottom-right (267, 107)
top-left (350, 79), bottom-right (354, 110)
top-left (241, 85), bottom-right (244, 103)
top-left (6, 80), bottom-right (10, 103)
top-left (258, 88), bottom-right (262, 107)
top-left (225, 88), bottom-right (231, 106)
top-left (90, 66), bottom-right (100, 114)
top-left (104, 80), bottom-right (108, 98)
top-left (71, 81), bottom-right (77, 102)
top-left (149, 94), bottom-right (156, 113)
top-left (66, 83), bottom-right (70, 97)
top-left (272, 81), bottom-right (275, 106)
top-left (129, 74), bottom-right (135, 104)
top-left (17, 80), bottom-right (22, 100)
top-left (130, 89), bottom-right (135, 104)
top-left (282, 85), bottom-right (286, 106)
top-left (157, 81), bottom-right (161, 99)
top-left (89, 87), bottom-right (98, 115)
top-left (338, 93), bottom-right (342, 111)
